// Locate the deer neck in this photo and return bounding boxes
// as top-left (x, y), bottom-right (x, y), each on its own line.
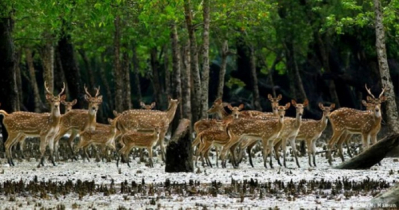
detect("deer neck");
top-left (319, 114), bottom-right (329, 131)
top-left (86, 109), bottom-right (97, 131)
top-left (49, 105), bottom-right (61, 127)
top-left (295, 113), bottom-right (302, 128)
top-left (166, 103), bottom-right (178, 123)
top-left (218, 108), bottom-right (229, 119)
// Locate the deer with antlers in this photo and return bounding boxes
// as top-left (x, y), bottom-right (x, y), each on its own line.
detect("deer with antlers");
top-left (220, 103), bottom-right (290, 168)
top-left (115, 97), bottom-right (179, 161)
top-left (0, 82), bottom-right (65, 167)
top-left (54, 86), bottom-right (103, 158)
top-left (117, 126), bottom-right (162, 167)
top-left (326, 85), bottom-right (386, 165)
top-left (295, 103), bottom-right (335, 167)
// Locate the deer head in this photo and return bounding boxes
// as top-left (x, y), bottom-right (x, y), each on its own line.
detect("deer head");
top-left (227, 104), bottom-right (244, 119)
top-left (61, 99), bottom-right (77, 112)
top-left (140, 101), bottom-right (156, 110)
top-left (365, 84), bottom-right (387, 104)
top-left (319, 103), bottom-right (335, 118)
top-left (84, 85), bottom-right (103, 116)
top-left (45, 82), bottom-right (66, 116)
top-left (291, 99), bottom-right (308, 117)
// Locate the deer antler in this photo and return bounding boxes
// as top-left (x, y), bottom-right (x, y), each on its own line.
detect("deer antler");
top-left (94, 86), bottom-right (100, 97)
top-left (379, 85), bottom-right (386, 98)
top-left (44, 81), bottom-right (52, 95)
top-left (59, 82), bottom-right (66, 96)
top-left (365, 84), bottom-right (376, 99)
top-left (84, 85), bottom-right (92, 98)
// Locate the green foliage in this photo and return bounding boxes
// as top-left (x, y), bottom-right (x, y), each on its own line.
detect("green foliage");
top-left (226, 77), bottom-right (246, 89)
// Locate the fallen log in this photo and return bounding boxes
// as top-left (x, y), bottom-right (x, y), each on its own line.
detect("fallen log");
top-left (334, 133), bottom-right (399, 169)
top-left (165, 119), bottom-right (193, 173)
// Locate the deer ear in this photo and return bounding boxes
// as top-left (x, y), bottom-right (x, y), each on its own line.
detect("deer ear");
top-left (318, 103), bottom-right (324, 110)
top-left (267, 94), bottom-right (273, 101)
top-left (238, 104), bottom-right (244, 110)
top-left (277, 94), bottom-right (282, 101)
top-left (46, 94), bottom-right (52, 101)
top-left (222, 102), bottom-right (229, 107)
top-left (362, 100), bottom-right (368, 107)
top-left (97, 95), bottom-right (103, 102)
top-left (113, 110), bottom-right (119, 117)
top-left (71, 99), bottom-right (77, 105)
top-left (151, 102), bottom-right (156, 109)
top-left (303, 99), bottom-right (309, 107)
top-left (60, 94), bottom-right (67, 102)
top-left (330, 103), bottom-right (335, 109)
top-left (291, 99), bottom-right (297, 106)
top-left (215, 98), bottom-right (222, 103)
top-left (379, 96), bottom-right (387, 103)
top-left (140, 101), bottom-right (145, 107)
top-left (227, 104), bottom-right (233, 111)
top-left (108, 118), bottom-right (113, 124)
top-left (284, 102), bottom-right (291, 109)
top-left (84, 94), bottom-right (90, 102)
top-left (366, 96), bottom-right (374, 102)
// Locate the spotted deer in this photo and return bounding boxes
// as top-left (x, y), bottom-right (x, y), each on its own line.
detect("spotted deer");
top-left (54, 86), bottom-right (103, 158)
top-left (75, 118), bottom-right (119, 162)
top-left (140, 101), bottom-right (156, 110)
top-left (61, 99), bottom-right (77, 113)
top-left (220, 103), bottom-right (290, 168)
top-left (329, 85), bottom-right (386, 163)
top-left (0, 82), bottom-right (66, 167)
top-left (296, 103), bottom-right (335, 167)
top-left (326, 85), bottom-right (386, 165)
top-left (116, 97), bottom-right (179, 161)
top-left (272, 99), bottom-right (308, 168)
top-left (117, 127), bottom-right (162, 167)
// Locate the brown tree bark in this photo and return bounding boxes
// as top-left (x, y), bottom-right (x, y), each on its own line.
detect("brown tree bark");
top-left (15, 49), bottom-right (22, 110)
top-left (217, 40), bottom-right (230, 100)
top-left (150, 47), bottom-right (163, 109)
top-left (182, 41), bottom-right (192, 122)
top-left (78, 49), bottom-right (95, 89)
top-left (335, 134), bottom-right (399, 169)
top-left (122, 50), bottom-right (132, 110)
top-left (373, 0), bottom-right (399, 134)
top-left (39, 40), bottom-right (54, 93)
top-left (57, 31), bottom-right (83, 108)
top-left (132, 45), bottom-right (142, 105)
top-left (170, 23), bottom-right (182, 131)
top-left (99, 53), bottom-right (113, 112)
top-left (26, 48), bottom-right (44, 112)
top-left (184, 0), bottom-right (201, 123)
top-left (165, 119), bottom-right (193, 173)
top-left (249, 46), bottom-right (261, 110)
top-left (113, 15), bottom-right (123, 112)
top-left (200, 0), bottom-right (210, 118)
top-left (0, 16), bottom-right (18, 149)
top-left (163, 44), bottom-right (171, 97)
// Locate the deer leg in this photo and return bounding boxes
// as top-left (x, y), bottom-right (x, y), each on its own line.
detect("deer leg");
top-left (148, 147), bottom-right (154, 168)
top-left (306, 140), bottom-right (313, 167)
top-left (280, 138), bottom-right (288, 168)
top-left (229, 143), bottom-right (239, 168)
top-left (273, 140), bottom-right (283, 166)
top-left (268, 141), bottom-right (274, 169)
top-left (312, 140), bottom-right (317, 167)
top-left (37, 135), bottom-right (48, 168)
top-left (327, 130), bottom-right (343, 166)
top-left (289, 137), bottom-right (300, 168)
top-left (158, 129), bottom-right (167, 162)
top-left (5, 132), bottom-right (21, 166)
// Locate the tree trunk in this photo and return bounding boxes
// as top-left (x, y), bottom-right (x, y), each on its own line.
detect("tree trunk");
top-left (182, 41), bottom-right (192, 122)
top-left (164, 44), bottom-right (171, 97)
top-left (150, 47), bottom-right (163, 109)
top-left (26, 48), bottom-right (44, 112)
top-left (184, 0), bottom-right (201, 123)
top-left (165, 119), bottom-right (193, 173)
top-left (113, 15), bottom-right (123, 112)
top-left (78, 49), bottom-right (95, 89)
top-left (170, 23), bottom-right (182, 132)
top-left (15, 49), bottom-right (22, 110)
top-left (122, 50), bottom-right (132, 110)
top-left (217, 40), bottom-right (229, 100)
top-left (39, 40), bottom-right (54, 93)
top-left (132, 44), bottom-right (142, 106)
top-left (317, 33), bottom-right (340, 107)
top-left (335, 134), bottom-right (399, 169)
top-left (200, 0), bottom-right (210, 118)
top-left (373, 0), bottom-right (399, 134)
top-left (99, 53), bottom-right (113, 112)
top-left (249, 46), bottom-right (261, 110)
top-left (0, 16), bottom-right (17, 150)
top-left (57, 31), bottom-right (83, 108)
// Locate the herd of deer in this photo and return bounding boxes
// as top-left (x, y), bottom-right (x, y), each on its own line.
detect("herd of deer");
top-left (0, 82), bottom-right (387, 169)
